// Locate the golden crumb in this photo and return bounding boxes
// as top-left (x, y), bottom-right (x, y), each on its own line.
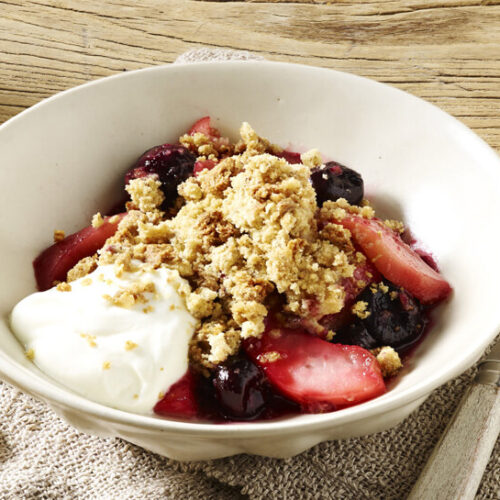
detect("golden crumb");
top-left (257, 351), bottom-right (281, 363)
top-left (103, 281), bottom-right (156, 308)
top-left (67, 256), bottom-right (98, 283)
top-left (80, 333), bottom-right (97, 348)
top-left (300, 149), bottom-right (323, 168)
top-left (25, 349), bottom-right (35, 361)
top-left (56, 282), bottom-right (72, 292)
top-left (133, 394), bottom-right (139, 399)
top-left (160, 367), bottom-right (164, 371)
top-left (81, 277), bottom-right (92, 287)
top-left (384, 219), bottom-right (405, 233)
top-left (372, 346), bottom-right (402, 377)
top-left (126, 177), bottom-right (165, 213)
top-left (158, 392), bottom-right (165, 400)
top-left (326, 330), bottom-right (336, 341)
top-left (102, 361), bottom-right (111, 370)
top-left (352, 301), bottom-right (370, 319)
top-left (91, 212), bottom-right (104, 229)
top-left (125, 340), bottom-right (138, 351)
top-left (142, 305), bottom-right (154, 313)
top-left (53, 229), bottom-right (65, 242)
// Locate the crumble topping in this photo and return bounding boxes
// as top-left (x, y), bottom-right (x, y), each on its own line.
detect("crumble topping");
top-left (92, 213), bottom-right (104, 229)
top-left (372, 346), bottom-right (402, 377)
top-left (56, 282), bottom-right (72, 292)
top-left (352, 300), bottom-right (370, 319)
top-left (102, 282), bottom-right (156, 309)
top-left (53, 229), bottom-right (65, 242)
top-left (25, 348), bottom-right (35, 361)
top-left (65, 123), bottom-right (394, 372)
top-left (300, 149), bottom-right (323, 169)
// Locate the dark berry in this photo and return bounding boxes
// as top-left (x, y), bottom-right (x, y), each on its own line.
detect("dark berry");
top-left (212, 355), bottom-right (270, 420)
top-left (310, 161), bottom-right (364, 206)
top-left (333, 322), bottom-right (379, 350)
top-left (125, 144), bottom-right (196, 209)
top-left (336, 281), bottom-right (426, 354)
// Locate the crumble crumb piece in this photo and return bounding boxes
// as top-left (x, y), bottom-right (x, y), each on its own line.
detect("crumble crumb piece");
top-left (326, 330), bottom-right (335, 341)
top-left (102, 361), bottom-right (111, 370)
top-left (133, 394), bottom-right (139, 399)
top-left (81, 277), bottom-right (92, 287)
top-left (126, 177), bottom-right (165, 213)
top-left (372, 346), bottom-right (402, 377)
top-left (56, 282), bottom-right (72, 292)
top-left (53, 229), bottom-right (65, 242)
top-left (92, 212), bottom-right (104, 228)
top-left (352, 301), bottom-right (370, 319)
top-left (158, 392), bottom-right (164, 400)
top-left (103, 282), bottom-right (156, 308)
top-left (80, 333), bottom-right (97, 348)
top-left (25, 349), bottom-right (35, 361)
top-left (257, 351), bottom-right (281, 363)
top-left (67, 255), bottom-right (98, 282)
top-left (125, 340), bottom-right (138, 351)
top-left (142, 305), bottom-right (154, 313)
top-left (384, 219), bottom-right (405, 233)
top-left (301, 149), bottom-right (323, 168)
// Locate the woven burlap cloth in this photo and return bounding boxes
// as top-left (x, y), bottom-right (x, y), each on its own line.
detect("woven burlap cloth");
top-left (1, 49), bottom-right (498, 499)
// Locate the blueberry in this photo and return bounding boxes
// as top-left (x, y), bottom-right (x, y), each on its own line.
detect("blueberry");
top-left (336, 281), bottom-right (426, 353)
top-left (212, 355), bottom-right (270, 420)
top-left (125, 144), bottom-right (196, 209)
top-left (310, 161), bottom-right (364, 206)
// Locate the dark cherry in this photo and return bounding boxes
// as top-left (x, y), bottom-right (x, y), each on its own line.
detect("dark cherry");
top-left (335, 281), bottom-right (426, 354)
top-left (125, 144), bottom-right (196, 209)
top-left (212, 355), bottom-right (270, 420)
top-left (310, 161), bottom-right (364, 206)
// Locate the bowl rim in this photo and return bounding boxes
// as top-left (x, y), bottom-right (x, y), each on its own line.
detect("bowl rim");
top-left (1, 60), bottom-right (499, 437)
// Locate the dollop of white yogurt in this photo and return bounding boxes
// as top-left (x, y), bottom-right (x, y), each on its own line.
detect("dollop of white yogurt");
top-left (10, 265), bottom-right (197, 414)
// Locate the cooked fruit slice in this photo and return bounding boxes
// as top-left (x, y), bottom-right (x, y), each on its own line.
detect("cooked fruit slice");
top-left (244, 326), bottom-right (386, 407)
top-left (340, 215), bottom-right (451, 304)
top-left (33, 214), bottom-right (124, 291)
top-left (311, 161), bottom-right (364, 206)
top-left (125, 144), bottom-right (196, 209)
top-left (154, 371), bottom-right (198, 418)
top-left (188, 116), bottom-right (221, 138)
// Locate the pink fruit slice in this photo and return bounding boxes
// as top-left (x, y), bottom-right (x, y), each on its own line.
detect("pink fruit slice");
top-left (154, 370), bottom-right (198, 418)
top-left (244, 326), bottom-right (386, 408)
top-left (33, 214), bottom-right (124, 291)
top-left (188, 116), bottom-right (221, 139)
top-left (340, 215), bottom-right (452, 304)
top-left (193, 159), bottom-right (217, 175)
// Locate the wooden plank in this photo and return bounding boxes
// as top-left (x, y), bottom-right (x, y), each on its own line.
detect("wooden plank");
top-left (0, 0), bottom-right (499, 150)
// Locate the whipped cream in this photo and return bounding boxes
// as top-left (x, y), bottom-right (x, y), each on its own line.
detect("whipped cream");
top-left (10, 265), bottom-right (197, 414)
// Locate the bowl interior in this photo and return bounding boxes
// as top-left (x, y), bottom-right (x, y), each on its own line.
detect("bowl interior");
top-left (1, 61), bottom-right (499, 432)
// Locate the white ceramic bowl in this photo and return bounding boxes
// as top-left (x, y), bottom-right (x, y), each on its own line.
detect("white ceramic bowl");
top-left (1, 62), bottom-right (499, 461)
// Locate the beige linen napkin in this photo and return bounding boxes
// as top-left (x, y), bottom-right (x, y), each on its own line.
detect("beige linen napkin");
top-left (1, 49), bottom-right (498, 499)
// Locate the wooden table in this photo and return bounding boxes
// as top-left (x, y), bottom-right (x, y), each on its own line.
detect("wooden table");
top-left (1, 0), bottom-right (499, 153)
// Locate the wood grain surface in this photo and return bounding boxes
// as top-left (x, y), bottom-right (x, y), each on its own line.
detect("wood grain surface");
top-left (1, 0), bottom-right (499, 152)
